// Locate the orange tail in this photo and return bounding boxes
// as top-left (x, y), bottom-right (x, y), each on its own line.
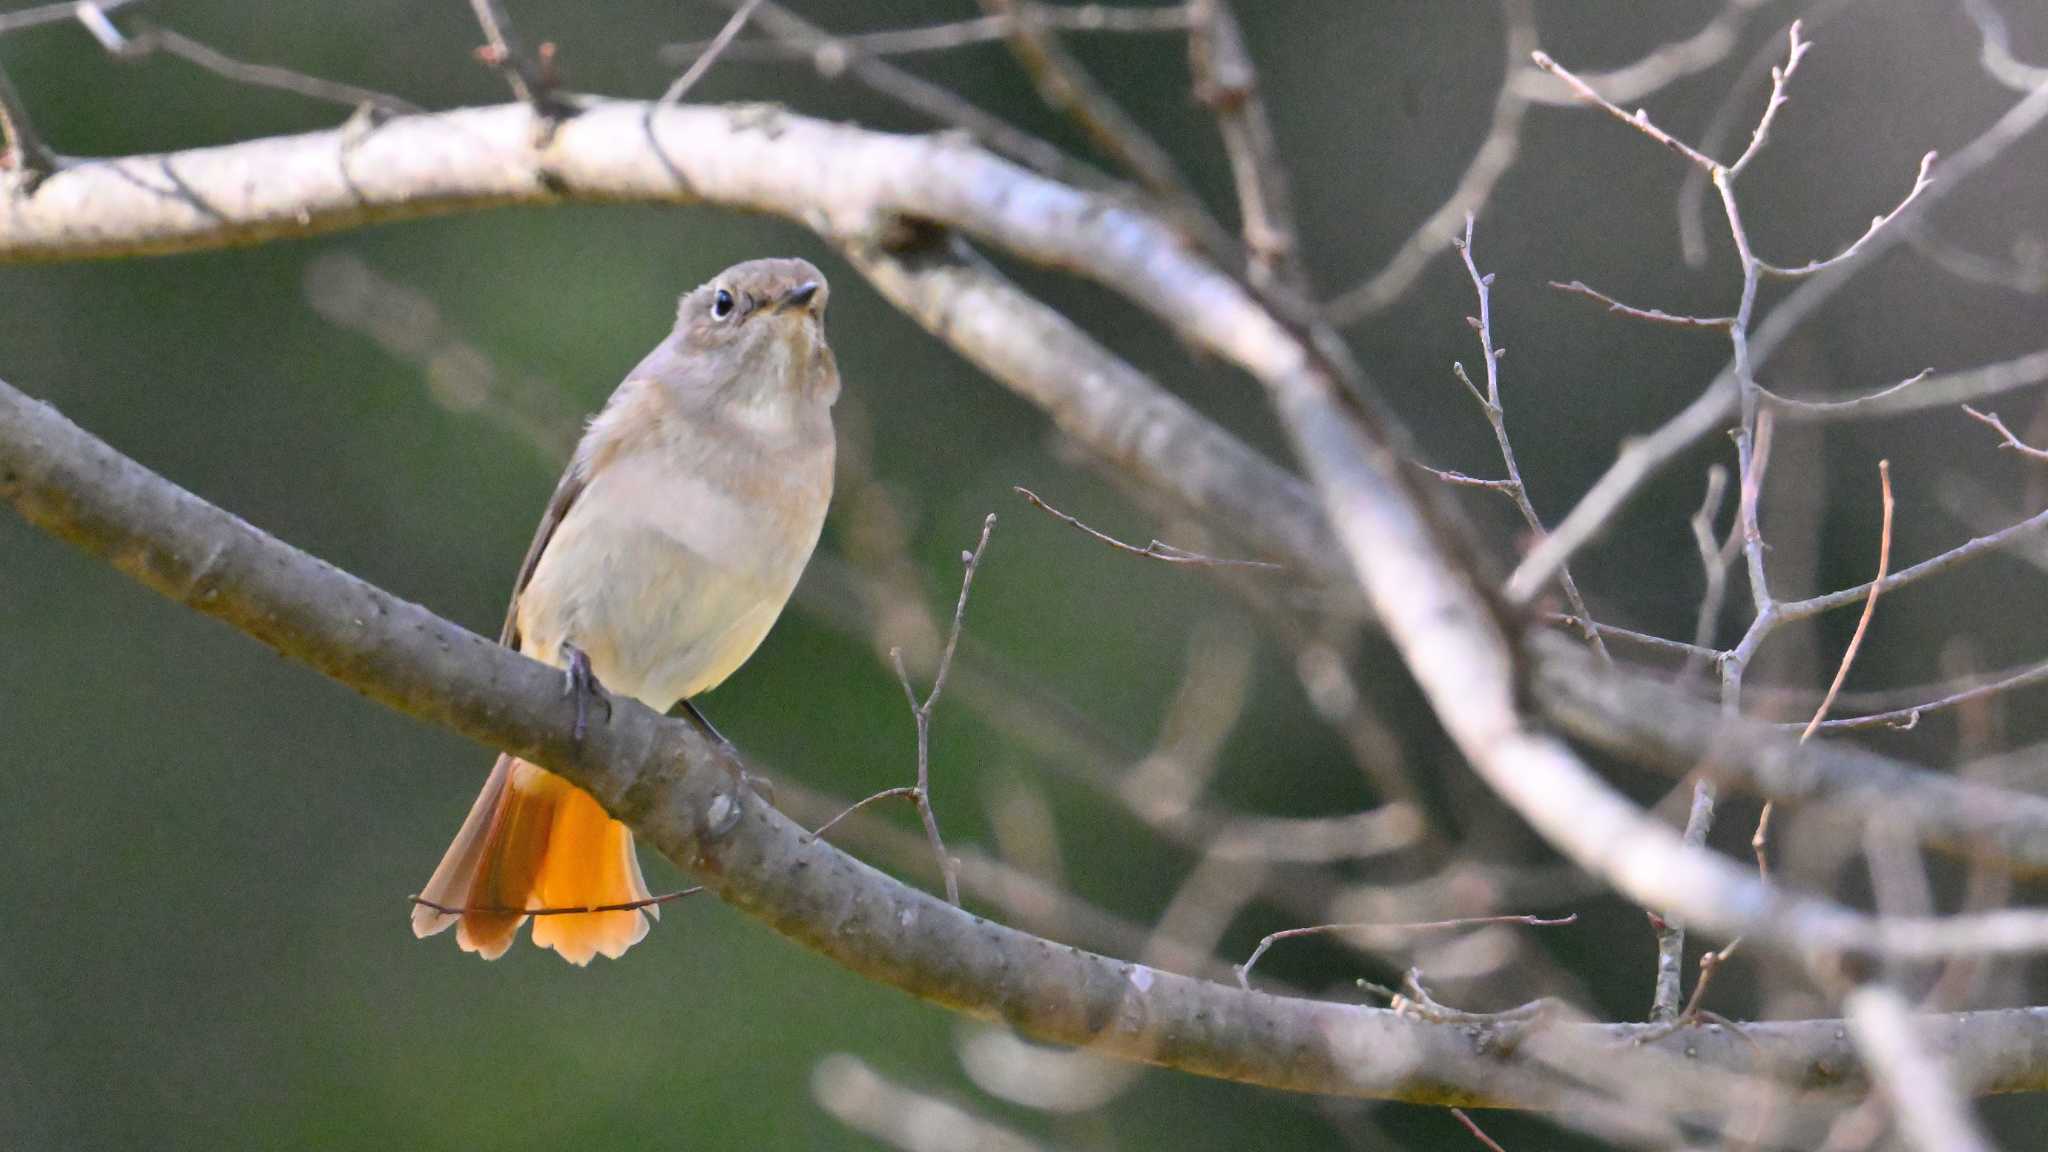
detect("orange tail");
top-left (412, 755), bottom-right (657, 965)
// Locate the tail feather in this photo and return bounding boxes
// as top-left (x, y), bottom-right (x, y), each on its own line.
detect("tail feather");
top-left (530, 783), bottom-right (652, 964)
top-left (412, 755), bottom-right (655, 963)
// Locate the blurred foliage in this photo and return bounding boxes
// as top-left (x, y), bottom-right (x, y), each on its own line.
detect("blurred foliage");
top-left (3, 1), bottom-right (2047, 1148)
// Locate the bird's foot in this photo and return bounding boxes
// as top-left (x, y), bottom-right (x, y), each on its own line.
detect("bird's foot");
top-left (560, 643), bottom-right (613, 742)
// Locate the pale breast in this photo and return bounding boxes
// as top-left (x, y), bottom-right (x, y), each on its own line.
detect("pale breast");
top-left (515, 423), bottom-right (833, 711)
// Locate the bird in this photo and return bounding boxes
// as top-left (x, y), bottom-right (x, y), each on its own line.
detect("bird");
top-left (411, 257), bottom-right (839, 964)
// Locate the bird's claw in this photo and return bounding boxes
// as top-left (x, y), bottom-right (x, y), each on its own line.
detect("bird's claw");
top-left (561, 643), bottom-right (613, 742)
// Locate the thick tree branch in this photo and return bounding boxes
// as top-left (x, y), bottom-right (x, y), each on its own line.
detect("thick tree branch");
top-left (24, 376), bottom-right (2048, 1109)
top-left (1533, 633), bottom-right (2048, 873)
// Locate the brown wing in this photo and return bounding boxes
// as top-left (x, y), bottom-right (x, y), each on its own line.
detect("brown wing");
top-left (499, 462), bottom-right (587, 649)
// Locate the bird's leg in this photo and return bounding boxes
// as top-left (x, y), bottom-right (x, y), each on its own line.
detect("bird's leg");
top-left (559, 642), bottom-right (612, 742)
top-left (677, 697), bottom-right (770, 801)
top-left (678, 697), bottom-right (734, 750)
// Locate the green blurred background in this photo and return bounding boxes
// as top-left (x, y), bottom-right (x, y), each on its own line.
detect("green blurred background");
top-left (3, 2), bottom-right (2046, 1148)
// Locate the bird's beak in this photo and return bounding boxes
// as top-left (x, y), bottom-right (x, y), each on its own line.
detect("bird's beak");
top-left (775, 281), bottom-right (822, 315)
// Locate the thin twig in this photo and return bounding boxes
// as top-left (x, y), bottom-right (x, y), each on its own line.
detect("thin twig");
top-left (1513, 0), bottom-right (1770, 107)
top-left (1363, 968), bottom-right (1562, 1026)
top-left (1804, 657), bottom-right (2048, 733)
top-left (1963, 404), bottom-right (2048, 462)
top-left (659, 0), bottom-right (762, 105)
top-left (466, 0), bottom-right (570, 120)
top-left (1511, 28), bottom-right (2038, 606)
top-left (1685, 465), bottom-right (1741, 678)
top-left (1014, 486), bottom-right (1280, 569)
top-left (1756, 460), bottom-right (1895, 899)
top-left (1419, 462), bottom-right (1519, 494)
top-left (112, 22), bottom-right (423, 116)
top-left (0, 0), bottom-right (141, 36)
top-left (978, 0), bottom-right (1229, 257)
top-left (1451, 1107), bottom-right (1512, 1152)
top-left (1189, 0), bottom-right (1304, 293)
top-left (1651, 776), bottom-right (1719, 1022)
top-left (813, 515), bottom-right (997, 906)
top-left (1799, 460), bottom-right (1895, 741)
top-left (661, 5), bottom-right (1192, 63)
top-left (1754, 152), bottom-right (1938, 278)
top-left (1329, 0), bottom-right (1537, 322)
top-left (1547, 280), bottom-right (1733, 329)
top-left (1776, 504), bottom-right (2048, 624)
top-left (0, 57), bottom-right (56, 188)
top-left (1678, 1), bottom-right (1865, 266)
top-left (1529, 49), bottom-right (1720, 172)
top-left (1457, 216), bottom-right (1608, 659)
top-left (712, 0), bottom-right (1116, 194)
top-left (1547, 614), bottom-right (1721, 662)
top-left (1760, 369), bottom-right (1933, 419)
top-left (409, 888), bottom-right (702, 918)
top-left (1234, 913), bottom-right (1577, 990)
top-left (1725, 21), bottom-right (1811, 178)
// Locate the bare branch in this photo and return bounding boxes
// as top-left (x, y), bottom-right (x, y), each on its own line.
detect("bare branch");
top-left (816, 515), bottom-right (996, 907)
top-left (1678, 3), bottom-right (1865, 267)
top-left (1190, 0), bottom-right (1306, 293)
top-left (1513, 0), bottom-right (1770, 107)
top-left (1754, 151), bottom-right (1938, 277)
top-left (1725, 20), bottom-right (1812, 178)
top-left (1777, 504), bottom-right (2048, 624)
top-left (1963, 403), bottom-right (2048, 461)
top-left (1686, 465), bottom-right (1740, 675)
top-left (0, 56), bottom-right (56, 189)
top-left (1457, 217), bottom-right (1607, 659)
top-left (1799, 459), bottom-right (1896, 740)
top-left (466, 0), bottom-right (570, 120)
top-left (730, 2), bottom-right (1111, 195)
top-left (1529, 49), bottom-right (1721, 172)
top-left (1761, 368), bottom-right (1933, 418)
top-left (1909, 224), bottom-right (2048, 294)
top-left (657, 0), bottom-right (762, 106)
top-left (839, 233), bottom-right (1345, 587)
top-left (1547, 614), bottom-right (1721, 662)
top-left (1962, 0), bottom-right (2048, 93)
top-left (110, 21), bottom-right (423, 116)
top-left (978, 0), bottom-right (1227, 254)
top-left (1777, 348), bottom-right (2048, 423)
top-left (1510, 73), bottom-right (2048, 605)
top-left (1651, 773), bottom-right (1720, 1022)
top-left (0, 0), bottom-right (141, 36)
top-left (1236, 914), bottom-right (1577, 991)
top-left (1014, 485), bottom-right (1281, 569)
top-left (1846, 985), bottom-right (1998, 1152)
top-left (1450, 1107), bottom-right (1512, 1152)
top-left (662, 4), bottom-right (1192, 63)
top-left (1534, 632), bottom-right (2048, 874)
top-left (1419, 462), bottom-right (1519, 494)
top-left (1547, 279), bottom-right (1734, 329)
top-left (1807, 656), bottom-right (2048, 733)
top-left (1330, 0), bottom-right (1537, 322)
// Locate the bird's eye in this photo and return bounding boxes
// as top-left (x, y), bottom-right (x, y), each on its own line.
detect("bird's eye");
top-left (711, 289), bottom-right (735, 319)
